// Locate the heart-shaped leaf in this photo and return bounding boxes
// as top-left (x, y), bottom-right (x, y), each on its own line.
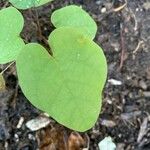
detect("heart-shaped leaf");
top-left (0, 7), bottom-right (24, 64)
top-left (51, 5), bottom-right (97, 39)
top-left (9, 0), bottom-right (54, 9)
top-left (16, 27), bottom-right (107, 131)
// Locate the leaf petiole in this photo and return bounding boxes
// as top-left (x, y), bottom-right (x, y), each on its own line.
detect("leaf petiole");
top-left (0, 61), bottom-right (15, 75)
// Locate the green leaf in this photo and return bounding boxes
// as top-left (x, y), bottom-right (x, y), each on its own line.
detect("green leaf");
top-left (16, 27), bottom-right (107, 131)
top-left (51, 5), bottom-right (97, 39)
top-left (0, 7), bottom-right (24, 64)
top-left (9, 0), bottom-right (54, 9)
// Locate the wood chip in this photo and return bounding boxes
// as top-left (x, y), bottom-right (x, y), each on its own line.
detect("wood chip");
top-left (143, 2), bottom-right (150, 10)
top-left (113, 0), bottom-right (127, 12)
top-left (101, 119), bottom-right (116, 127)
top-left (16, 117), bottom-right (24, 129)
top-left (26, 116), bottom-right (50, 131)
top-left (108, 79), bottom-right (122, 85)
top-left (143, 91), bottom-right (150, 97)
top-left (137, 117), bottom-right (148, 143)
top-left (121, 111), bottom-right (141, 120)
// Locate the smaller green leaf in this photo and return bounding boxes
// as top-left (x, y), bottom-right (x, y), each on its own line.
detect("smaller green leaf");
top-left (0, 7), bottom-right (24, 64)
top-left (0, 74), bottom-right (5, 91)
top-left (51, 5), bottom-right (97, 39)
top-left (37, 0), bottom-right (54, 6)
top-left (9, 0), bottom-right (54, 9)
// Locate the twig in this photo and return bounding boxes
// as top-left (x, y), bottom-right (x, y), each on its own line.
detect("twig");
top-left (129, 8), bottom-right (138, 31)
top-left (11, 81), bottom-right (19, 108)
top-left (85, 133), bottom-right (90, 149)
top-left (34, 9), bottom-right (42, 38)
top-left (118, 24), bottom-right (126, 71)
top-left (132, 40), bottom-right (144, 59)
top-left (113, 0), bottom-right (127, 12)
top-left (133, 41), bottom-right (144, 54)
top-left (34, 9), bottom-right (53, 56)
top-left (63, 130), bottom-right (68, 150)
top-left (0, 61), bottom-right (15, 75)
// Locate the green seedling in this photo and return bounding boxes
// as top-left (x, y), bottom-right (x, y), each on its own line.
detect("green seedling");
top-left (0, 7), bottom-right (24, 64)
top-left (9, 0), bottom-right (54, 9)
top-left (0, 5), bottom-right (107, 131)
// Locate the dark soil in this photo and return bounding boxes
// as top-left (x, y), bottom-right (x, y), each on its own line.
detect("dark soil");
top-left (0, 0), bottom-right (150, 149)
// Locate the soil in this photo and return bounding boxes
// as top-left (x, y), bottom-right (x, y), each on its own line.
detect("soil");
top-left (0, 0), bottom-right (150, 149)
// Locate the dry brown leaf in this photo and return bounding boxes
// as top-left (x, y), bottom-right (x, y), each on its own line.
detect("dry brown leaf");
top-left (36, 125), bottom-right (67, 150)
top-left (0, 74), bottom-right (5, 91)
top-left (68, 132), bottom-right (86, 150)
top-left (36, 125), bottom-right (87, 150)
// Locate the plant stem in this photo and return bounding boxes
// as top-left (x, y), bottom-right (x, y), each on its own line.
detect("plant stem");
top-left (0, 61), bottom-right (15, 75)
top-left (34, 9), bottom-right (53, 56)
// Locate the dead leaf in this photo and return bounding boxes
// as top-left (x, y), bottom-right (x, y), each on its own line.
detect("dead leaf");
top-left (68, 132), bottom-right (86, 150)
top-left (36, 125), bottom-right (67, 150)
top-left (37, 125), bottom-right (87, 150)
top-left (0, 74), bottom-right (5, 91)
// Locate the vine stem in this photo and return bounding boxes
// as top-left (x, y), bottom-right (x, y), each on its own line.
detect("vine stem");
top-left (34, 9), bottom-right (53, 56)
top-left (0, 61), bottom-right (15, 75)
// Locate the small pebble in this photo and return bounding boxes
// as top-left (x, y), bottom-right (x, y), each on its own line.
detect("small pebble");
top-left (101, 7), bottom-right (107, 13)
top-left (101, 119), bottom-right (116, 127)
top-left (98, 137), bottom-right (116, 150)
top-left (108, 79), bottom-right (122, 85)
top-left (17, 117), bottom-right (24, 129)
top-left (139, 80), bottom-right (147, 90)
top-left (116, 143), bottom-right (125, 150)
top-left (136, 8), bottom-right (139, 11)
top-left (96, 0), bottom-right (101, 5)
top-left (143, 2), bottom-right (150, 10)
top-left (143, 91), bottom-right (150, 97)
top-left (26, 116), bottom-right (50, 131)
top-left (28, 134), bottom-right (35, 140)
top-left (14, 134), bottom-right (19, 142)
